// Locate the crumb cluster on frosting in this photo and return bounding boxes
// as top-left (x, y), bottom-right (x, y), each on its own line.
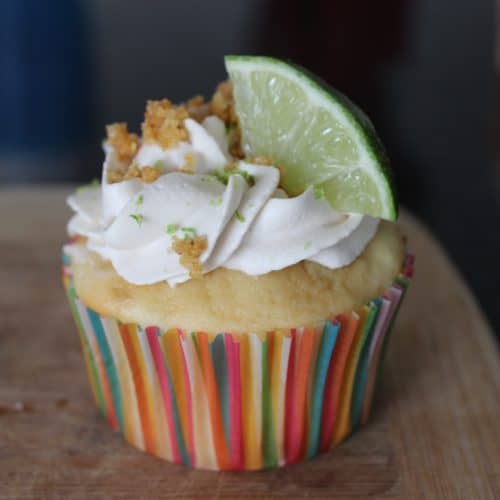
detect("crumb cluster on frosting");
top-left (211, 81), bottom-right (237, 123)
top-left (184, 95), bottom-right (211, 122)
top-left (211, 81), bottom-right (243, 158)
top-left (142, 99), bottom-right (189, 148)
top-left (106, 123), bottom-right (140, 163)
top-left (105, 81), bottom-right (243, 186)
top-left (107, 163), bottom-right (163, 184)
top-left (171, 235), bottom-right (208, 278)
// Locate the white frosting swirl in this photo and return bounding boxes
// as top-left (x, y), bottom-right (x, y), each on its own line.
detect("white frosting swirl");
top-left (66, 116), bottom-right (378, 286)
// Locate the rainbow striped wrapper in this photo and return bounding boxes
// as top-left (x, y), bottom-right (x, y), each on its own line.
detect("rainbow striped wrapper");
top-left (62, 252), bottom-right (413, 470)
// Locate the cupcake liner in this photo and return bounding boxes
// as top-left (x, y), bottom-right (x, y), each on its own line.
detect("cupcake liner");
top-left (62, 252), bottom-right (412, 470)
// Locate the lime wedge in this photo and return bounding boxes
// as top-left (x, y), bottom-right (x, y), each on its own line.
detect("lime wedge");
top-left (225, 55), bottom-right (397, 220)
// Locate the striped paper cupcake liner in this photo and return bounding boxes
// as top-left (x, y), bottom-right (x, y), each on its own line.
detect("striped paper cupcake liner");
top-left (62, 252), bottom-right (413, 470)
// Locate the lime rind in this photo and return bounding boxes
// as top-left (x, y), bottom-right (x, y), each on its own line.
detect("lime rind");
top-left (225, 55), bottom-right (397, 220)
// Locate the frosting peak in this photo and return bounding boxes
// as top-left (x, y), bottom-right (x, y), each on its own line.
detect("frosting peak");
top-left (66, 114), bottom-right (378, 286)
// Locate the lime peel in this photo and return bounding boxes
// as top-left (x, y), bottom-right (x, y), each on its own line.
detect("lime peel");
top-left (225, 55), bottom-right (397, 220)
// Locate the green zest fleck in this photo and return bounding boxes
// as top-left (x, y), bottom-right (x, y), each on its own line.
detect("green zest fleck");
top-left (238, 169), bottom-right (255, 186)
top-left (181, 227), bottom-right (198, 239)
top-left (201, 175), bottom-right (218, 183)
top-left (209, 197), bottom-right (223, 207)
top-left (214, 169), bottom-right (231, 185)
top-left (304, 241), bottom-right (312, 250)
top-left (235, 210), bottom-right (245, 223)
top-left (313, 186), bottom-right (326, 200)
top-left (166, 223), bottom-right (179, 235)
top-left (153, 160), bottom-right (163, 169)
top-left (136, 194), bottom-right (144, 206)
top-left (129, 214), bottom-right (145, 226)
top-left (214, 168), bottom-right (255, 187)
top-left (77, 178), bottom-right (100, 193)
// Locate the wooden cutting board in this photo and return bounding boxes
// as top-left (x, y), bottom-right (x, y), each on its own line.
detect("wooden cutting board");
top-left (0, 187), bottom-right (498, 499)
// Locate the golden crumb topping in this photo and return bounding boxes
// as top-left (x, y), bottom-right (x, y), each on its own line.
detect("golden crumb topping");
top-left (185, 95), bottom-right (211, 122)
top-left (228, 128), bottom-right (244, 158)
top-left (104, 81), bottom-right (248, 185)
top-left (107, 164), bottom-right (162, 184)
top-left (186, 95), bottom-right (204, 108)
top-left (106, 123), bottom-right (140, 163)
top-left (123, 163), bottom-right (141, 180)
top-left (211, 81), bottom-right (237, 123)
top-left (142, 99), bottom-right (189, 149)
top-left (140, 166), bottom-right (162, 183)
top-left (182, 153), bottom-right (195, 174)
top-left (211, 81), bottom-right (243, 158)
top-left (107, 168), bottom-right (126, 184)
top-left (171, 235), bottom-right (208, 278)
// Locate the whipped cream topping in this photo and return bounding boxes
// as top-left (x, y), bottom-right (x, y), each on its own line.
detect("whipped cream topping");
top-left (66, 116), bottom-right (379, 286)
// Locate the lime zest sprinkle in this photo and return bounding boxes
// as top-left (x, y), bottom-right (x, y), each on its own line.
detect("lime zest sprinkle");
top-left (153, 160), bottom-right (163, 169)
top-left (235, 210), bottom-right (245, 223)
top-left (129, 213), bottom-right (145, 226)
top-left (304, 241), bottom-right (312, 250)
top-left (313, 186), bottom-right (326, 200)
top-left (165, 223), bottom-right (179, 235)
top-left (209, 197), bottom-right (223, 207)
top-left (77, 178), bottom-right (100, 192)
top-left (238, 169), bottom-right (255, 186)
top-left (214, 168), bottom-right (255, 187)
top-left (181, 227), bottom-right (198, 239)
top-left (136, 194), bottom-right (144, 206)
top-left (201, 175), bottom-right (218, 183)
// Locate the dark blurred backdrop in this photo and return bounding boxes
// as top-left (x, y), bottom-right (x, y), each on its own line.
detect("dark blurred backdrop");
top-left (1, 0), bottom-right (499, 333)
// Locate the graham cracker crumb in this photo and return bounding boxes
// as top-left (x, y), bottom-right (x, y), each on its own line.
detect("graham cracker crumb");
top-left (107, 168), bottom-right (126, 184)
top-left (141, 166), bottom-right (162, 183)
top-left (211, 81), bottom-right (244, 158)
top-left (181, 153), bottom-right (195, 173)
top-left (185, 95), bottom-right (211, 122)
top-left (142, 99), bottom-right (188, 149)
top-left (107, 164), bottom-right (162, 184)
top-left (186, 95), bottom-right (204, 108)
top-left (211, 81), bottom-right (237, 123)
top-left (228, 129), bottom-right (244, 158)
top-left (123, 163), bottom-right (141, 180)
top-left (106, 123), bottom-right (140, 163)
top-left (172, 235), bottom-right (208, 278)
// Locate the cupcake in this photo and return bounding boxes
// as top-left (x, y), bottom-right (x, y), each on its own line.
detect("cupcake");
top-left (63, 56), bottom-right (412, 470)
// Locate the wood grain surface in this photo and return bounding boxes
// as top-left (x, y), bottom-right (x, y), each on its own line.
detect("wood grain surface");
top-left (0, 186), bottom-right (499, 499)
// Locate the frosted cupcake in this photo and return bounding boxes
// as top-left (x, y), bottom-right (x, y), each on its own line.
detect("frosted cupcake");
top-left (63, 56), bottom-right (412, 470)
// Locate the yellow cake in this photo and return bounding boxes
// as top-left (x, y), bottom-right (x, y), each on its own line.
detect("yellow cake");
top-left (70, 220), bottom-right (404, 333)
